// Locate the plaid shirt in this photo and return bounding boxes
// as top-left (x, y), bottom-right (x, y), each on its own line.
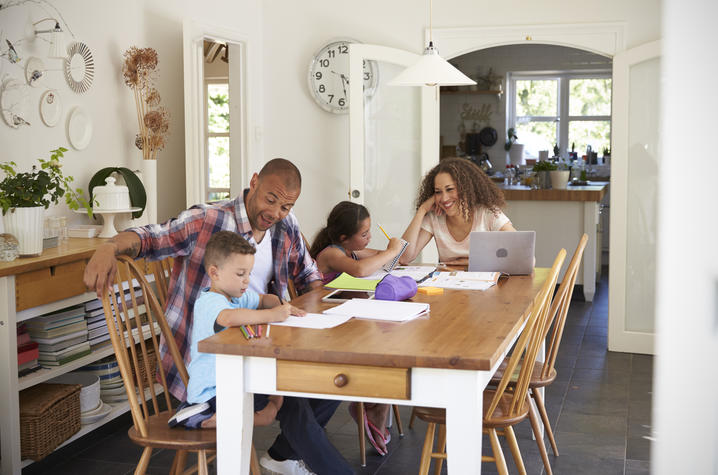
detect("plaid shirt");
top-left (130, 190), bottom-right (321, 400)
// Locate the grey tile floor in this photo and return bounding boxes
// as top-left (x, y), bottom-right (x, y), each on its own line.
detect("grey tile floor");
top-left (23, 268), bottom-right (653, 474)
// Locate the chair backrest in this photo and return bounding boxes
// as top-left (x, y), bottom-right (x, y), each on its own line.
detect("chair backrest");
top-left (151, 257), bottom-right (174, 309)
top-left (541, 233), bottom-right (588, 379)
top-left (486, 248), bottom-right (566, 419)
top-left (287, 232), bottom-right (313, 301)
top-left (101, 256), bottom-right (188, 437)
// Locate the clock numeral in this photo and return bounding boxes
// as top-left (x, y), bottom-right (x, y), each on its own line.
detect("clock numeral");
top-left (318, 84), bottom-right (325, 93)
top-left (320, 59), bottom-right (330, 67)
top-left (338, 45), bottom-right (348, 54)
top-left (328, 94), bottom-right (334, 103)
top-left (328, 49), bottom-right (335, 58)
top-left (338, 98), bottom-right (346, 107)
top-left (364, 72), bottom-right (371, 81)
top-left (315, 72), bottom-right (322, 80)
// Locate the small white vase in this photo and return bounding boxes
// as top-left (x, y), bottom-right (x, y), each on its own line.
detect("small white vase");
top-left (549, 170), bottom-right (570, 190)
top-left (509, 144), bottom-right (525, 166)
top-left (141, 159), bottom-right (157, 225)
top-left (4, 206), bottom-right (44, 256)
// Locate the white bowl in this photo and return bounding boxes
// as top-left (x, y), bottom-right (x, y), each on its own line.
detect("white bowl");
top-left (80, 400), bottom-right (112, 425)
top-left (49, 371), bottom-right (101, 413)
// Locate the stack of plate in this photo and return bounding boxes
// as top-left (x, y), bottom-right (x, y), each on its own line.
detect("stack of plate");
top-left (49, 371), bottom-right (110, 425)
top-left (77, 355), bottom-right (128, 404)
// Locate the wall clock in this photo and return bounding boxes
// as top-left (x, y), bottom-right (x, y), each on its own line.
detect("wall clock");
top-left (307, 38), bottom-right (378, 114)
top-left (64, 41), bottom-right (94, 93)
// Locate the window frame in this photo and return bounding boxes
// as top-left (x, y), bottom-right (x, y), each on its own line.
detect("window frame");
top-left (204, 78), bottom-right (231, 202)
top-left (508, 71), bottom-right (612, 158)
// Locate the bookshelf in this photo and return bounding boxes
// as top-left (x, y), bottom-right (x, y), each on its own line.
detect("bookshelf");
top-left (0, 239), bottom-right (161, 475)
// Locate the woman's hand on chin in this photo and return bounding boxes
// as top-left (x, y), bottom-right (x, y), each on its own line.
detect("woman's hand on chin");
top-left (420, 196), bottom-right (440, 216)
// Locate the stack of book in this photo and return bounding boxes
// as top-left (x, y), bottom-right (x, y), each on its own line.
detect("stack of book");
top-left (17, 324), bottom-right (40, 376)
top-left (26, 305), bottom-right (91, 367)
top-left (83, 287), bottom-right (145, 349)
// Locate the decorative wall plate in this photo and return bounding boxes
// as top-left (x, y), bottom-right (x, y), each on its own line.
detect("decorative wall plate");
top-left (0, 78), bottom-right (30, 128)
top-left (39, 89), bottom-right (61, 127)
top-left (67, 106), bottom-right (93, 149)
top-left (25, 57), bottom-right (45, 87)
top-left (64, 42), bottom-right (94, 93)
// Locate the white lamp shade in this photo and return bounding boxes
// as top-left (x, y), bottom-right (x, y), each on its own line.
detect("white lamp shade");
top-left (388, 46), bottom-right (476, 87)
top-left (48, 30), bottom-right (66, 58)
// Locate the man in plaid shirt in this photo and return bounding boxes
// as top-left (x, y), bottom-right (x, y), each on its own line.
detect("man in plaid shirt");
top-left (85, 159), bottom-right (354, 474)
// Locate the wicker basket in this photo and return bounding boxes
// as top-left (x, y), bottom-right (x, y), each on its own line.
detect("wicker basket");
top-left (131, 345), bottom-right (158, 384)
top-left (20, 383), bottom-right (81, 460)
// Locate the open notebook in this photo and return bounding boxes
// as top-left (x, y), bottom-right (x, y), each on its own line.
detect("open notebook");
top-left (323, 299), bottom-right (429, 322)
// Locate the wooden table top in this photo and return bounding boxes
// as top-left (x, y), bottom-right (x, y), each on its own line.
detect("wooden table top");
top-left (0, 238), bottom-right (109, 278)
top-left (500, 183), bottom-right (607, 202)
top-left (199, 268), bottom-right (549, 372)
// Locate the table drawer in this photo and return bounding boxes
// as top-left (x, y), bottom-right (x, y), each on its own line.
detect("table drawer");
top-left (16, 260), bottom-right (88, 311)
top-left (276, 361), bottom-right (410, 400)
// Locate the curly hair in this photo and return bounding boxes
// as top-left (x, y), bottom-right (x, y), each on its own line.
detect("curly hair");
top-left (415, 157), bottom-right (506, 221)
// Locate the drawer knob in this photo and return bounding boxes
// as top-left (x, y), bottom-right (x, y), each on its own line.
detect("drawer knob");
top-left (333, 373), bottom-right (349, 387)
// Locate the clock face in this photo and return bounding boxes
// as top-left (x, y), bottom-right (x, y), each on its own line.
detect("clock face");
top-left (307, 39), bottom-right (378, 114)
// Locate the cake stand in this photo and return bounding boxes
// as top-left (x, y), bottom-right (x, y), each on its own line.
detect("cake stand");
top-left (75, 208), bottom-right (141, 238)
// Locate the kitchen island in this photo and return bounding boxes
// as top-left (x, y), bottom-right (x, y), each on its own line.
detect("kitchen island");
top-left (500, 182), bottom-right (608, 301)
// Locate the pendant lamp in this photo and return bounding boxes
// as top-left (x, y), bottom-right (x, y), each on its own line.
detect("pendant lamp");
top-left (388, 0), bottom-right (475, 87)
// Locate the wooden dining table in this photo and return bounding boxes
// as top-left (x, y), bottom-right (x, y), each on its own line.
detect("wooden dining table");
top-left (199, 268), bottom-right (549, 474)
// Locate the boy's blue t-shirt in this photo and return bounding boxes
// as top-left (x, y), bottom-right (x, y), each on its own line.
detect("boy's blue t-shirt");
top-left (186, 287), bottom-right (260, 404)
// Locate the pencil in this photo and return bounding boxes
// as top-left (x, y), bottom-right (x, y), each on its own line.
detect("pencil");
top-left (378, 224), bottom-right (391, 241)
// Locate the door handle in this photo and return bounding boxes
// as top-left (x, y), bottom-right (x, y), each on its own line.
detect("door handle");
top-left (351, 189), bottom-right (360, 198)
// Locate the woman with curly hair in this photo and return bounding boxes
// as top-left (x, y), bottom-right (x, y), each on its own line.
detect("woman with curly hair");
top-left (400, 157), bottom-right (516, 265)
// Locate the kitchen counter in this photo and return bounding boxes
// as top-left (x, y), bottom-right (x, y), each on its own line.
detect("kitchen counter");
top-left (499, 182), bottom-right (608, 202)
top-left (501, 182), bottom-right (609, 302)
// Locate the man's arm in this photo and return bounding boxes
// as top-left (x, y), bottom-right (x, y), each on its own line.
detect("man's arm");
top-left (83, 231), bottom-right (141, 297)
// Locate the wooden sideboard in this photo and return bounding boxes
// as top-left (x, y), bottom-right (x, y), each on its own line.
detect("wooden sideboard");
top-left (0, 239), bottom-right (156, 475)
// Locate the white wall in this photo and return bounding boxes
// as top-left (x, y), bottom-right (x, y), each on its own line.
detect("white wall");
top-left (0, 0), bottom-right (262, 225)
top-left (261, 0), bottom-right (661, 242)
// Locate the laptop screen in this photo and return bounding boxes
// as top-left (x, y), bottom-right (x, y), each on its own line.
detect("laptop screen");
top-left (468, 231), bottom-right (536, 275)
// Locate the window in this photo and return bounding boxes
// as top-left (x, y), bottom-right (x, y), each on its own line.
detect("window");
top-left (510, 73), bottom-right (611, 159)
top-left (205, 81), bottom-right (230, 202)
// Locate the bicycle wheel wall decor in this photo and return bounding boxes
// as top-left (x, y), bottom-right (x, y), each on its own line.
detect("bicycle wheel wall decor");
top-left (64, 42), bottom-right (95, 93)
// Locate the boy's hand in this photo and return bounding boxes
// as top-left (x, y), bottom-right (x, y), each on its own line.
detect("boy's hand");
top-left (289, 304), bottom-right (306, 317)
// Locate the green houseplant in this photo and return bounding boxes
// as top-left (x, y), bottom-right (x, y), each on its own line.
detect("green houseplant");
top-left (0, 147), bottom-right (93, 255)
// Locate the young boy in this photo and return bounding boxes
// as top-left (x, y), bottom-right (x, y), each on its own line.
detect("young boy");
top-left (176, 230), bottom-right (305, 429)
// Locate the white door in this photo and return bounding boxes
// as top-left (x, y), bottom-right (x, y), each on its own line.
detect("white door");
top-left (608, 40), bottom-right (661, 354)
top-left (348, 44), bottom-right (439, 259)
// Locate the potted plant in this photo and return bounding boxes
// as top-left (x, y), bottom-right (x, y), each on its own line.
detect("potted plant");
top-left (0, 147), bottom-right (92, 256)
top-left (549, 161), bottom-right (571, 190)
top-left (532, 159), bottom-right (557, 189)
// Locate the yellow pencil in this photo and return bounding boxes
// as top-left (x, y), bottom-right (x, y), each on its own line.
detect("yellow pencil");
top-left (377, 224), bottom-right (391, 241)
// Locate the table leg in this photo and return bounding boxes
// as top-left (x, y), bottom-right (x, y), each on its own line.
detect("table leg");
top-left (0, 276), bottom-right (21, 475)
top-left (445, 371), bottom-right (484, 473)
top-left (216, 354), bottom-right (253, 475)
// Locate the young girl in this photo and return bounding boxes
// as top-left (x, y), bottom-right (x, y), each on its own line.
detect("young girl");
top-left (400, 157), bottom-right (516, 266)
top-left (309, 201), bottom-right (402, 455)
top-left (309, 201), bottom-right (404, 283)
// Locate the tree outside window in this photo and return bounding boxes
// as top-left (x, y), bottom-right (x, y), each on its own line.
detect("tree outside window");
top-left (206, 82), bottom-right (230, 202)
top-left (511, 74), bottom-right (611, 160)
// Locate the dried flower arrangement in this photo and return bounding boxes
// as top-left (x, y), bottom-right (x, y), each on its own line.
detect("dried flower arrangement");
top-left (122, 46), bottom-right (170, 160)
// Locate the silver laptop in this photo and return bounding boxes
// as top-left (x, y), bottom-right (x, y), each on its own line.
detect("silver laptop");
top-left (468, 231), bottom-right (535, 275)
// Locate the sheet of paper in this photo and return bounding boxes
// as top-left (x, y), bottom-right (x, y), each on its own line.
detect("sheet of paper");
top-left (360, 266), bottom-right (436, 282)
top-left (323, 299), bottom-right (429, 322)
top-left (418, 272), bottom-right (498, 291)
top-left (271, 313), bottom-right (353, 329)
top-left (325, 273), bottom-right (380, 290)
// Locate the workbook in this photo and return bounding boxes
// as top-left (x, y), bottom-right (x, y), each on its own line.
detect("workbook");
top-left (419, 271), bottom-right (502, 291)
top-left (381, 239), bottom-right (409, 272)
top-left (325, 273), bottom-right (380, 290)
top-left (323, 299), bottom-right (429, 322)
top-left (271, 313), bottom-right (353, 329)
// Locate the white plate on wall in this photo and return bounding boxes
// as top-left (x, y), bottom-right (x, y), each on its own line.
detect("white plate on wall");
top-left (67, 106), bottom-right (92, 150)
top-left (39, 90), bottom-right (62, 127)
